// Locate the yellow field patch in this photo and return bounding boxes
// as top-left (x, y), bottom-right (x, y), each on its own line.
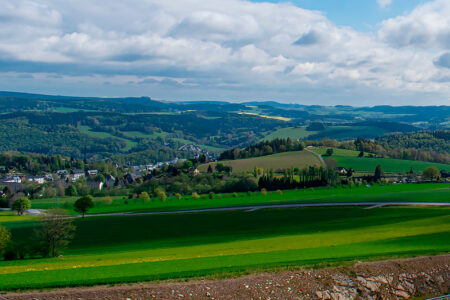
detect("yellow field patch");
top-left (237, 112), bottom-right (291, 122)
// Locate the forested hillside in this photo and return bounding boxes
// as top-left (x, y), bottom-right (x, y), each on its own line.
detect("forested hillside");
top-left (0, 91), bottom-right (448, 163)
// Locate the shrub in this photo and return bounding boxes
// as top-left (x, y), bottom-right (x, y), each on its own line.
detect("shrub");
top-left (276, 189), bottom-right (283, 195)
top-left (261, 188), bottom-right (267, 196)
top-left (0, 225), bottom-right (11, 255)
top-left (209, 192), bottom-right (215, 199)
top-left (247, 191), bottom-right (252, 196)
top-left (175, 193), bottom-right (182, 200)
top-left (232, 192), bottom-right (238, 198)
top-left (139, 192), bottom-right (151, 203)
top-left (155, 188), bottom-right (167, 202)
top-left (192, 192), bottom-right (200, 199)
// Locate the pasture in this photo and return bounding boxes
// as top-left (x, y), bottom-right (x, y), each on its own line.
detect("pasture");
top-left (264, 125), bottom-right (390, 141)
top-left (1, 205), bottom-right (448, 290)
top-left (199, 150), bottom-right (322, 173)
top-left (313, 147), bottom-right (450, 173)
top-left (330, 156), bottom-right (449, 173)
top-left (27, 183), bottom-right (450, 215)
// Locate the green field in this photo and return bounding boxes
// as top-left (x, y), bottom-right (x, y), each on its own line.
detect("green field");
top-left (1, 204), bottom-right (449, 290)
top-left (313, 148), bottom-right (450, 172)
top-left (78, 126), bottom-right (138, 151)
top-left (28, 183), bottom-right (450, 215)
top-left (200, 150), bottom-right (322, 173)
top-left (264, 125), bottom-right (390, 141)
top-left (263, 126), bottom-right (316, 140)
top-left (313, 147), bottom-right (368, 157)
top-left (121, 130), bottom-right (168, 139)
top-left (331, 156), bottom-right (449, 173)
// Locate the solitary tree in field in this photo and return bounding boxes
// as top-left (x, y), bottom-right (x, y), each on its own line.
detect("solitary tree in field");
top-left (374, 165), bottom-right (384, 181)
top-left (326, 148), bottom-right (334, 156)
top-left (0, 225), bottom-right (11, 254)
top-left (12, 197), bottom-right (31, 215)
top-left (74, 195), bottom-right (94, 218)
top-left (423, 166), bottom-right (440, 181)
top-left (34, 208), bottom-right (75, 257)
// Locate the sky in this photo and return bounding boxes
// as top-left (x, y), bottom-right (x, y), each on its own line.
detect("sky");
top-left (0, 0), bottom-right (449, 106)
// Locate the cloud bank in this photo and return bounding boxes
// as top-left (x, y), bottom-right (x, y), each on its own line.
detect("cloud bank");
top-left (0, 0), bottom-right (448, 105)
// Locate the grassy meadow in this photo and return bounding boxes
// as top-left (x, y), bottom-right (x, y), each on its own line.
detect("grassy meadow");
top-left (264, 125), bottom-right (390, 141)
top-left (1, 205), bottom-right (448, 290)
top-left (313, 147), bottom-right (450, 172)
top-left (199, 150), bottom-right (322, 173)
top-left (26, 183), bottom-right (450, 215)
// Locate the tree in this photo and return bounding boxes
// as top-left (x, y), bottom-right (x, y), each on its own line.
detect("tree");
top-left (408, 167), bottom-right (414, 179)
top-left (374, 165), bottom-right (384, 181)
top-left (423, 166), bottom-right (440, 181)
top-left (74, 195), bottom-right (94, 218)
top-left (192, 192), bottom-right (200, 199)
top-left (326, 148), bottom-right (334, 156)
top-left (44, 187), bottom-right (57, 198)
top-left (34, 208), bottom-right (75, 257)
top-left (155, 188), bottom-right (167, 202)
top-left (175, 193), bottom-right (182, 200)
top-left (207, 165), bottom-right (213, 173)
top-left (65, 185), bottom-right (78, 196)
top-left (12, 197), bottom-right (31, 215)
top-left (139, 191), bottom-right (151, 203)
top-left (0, 225), bottom-right (11, 254)
top-left (358, 151), bottom-right (364, 157)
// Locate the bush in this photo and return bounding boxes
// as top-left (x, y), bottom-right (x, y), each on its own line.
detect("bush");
top-left (209, 192), bottom-right (215, 199)
top-left (261, 188), bottom-right (267, 196)
top-left (155, 188), bottom-right (167, 202)
top-left (192, 192), bottom-right (200, 199)
top-left (0, 225), bottom-right (11, 256)
top-left (139, 192), bottom-right (151, 203)
top-left (247, 191), bottom-right (252, 196)
top-left (276, 189), bottom-right (283, 195)
top-left (232, 192), bottom-right (238, 198)
top-left (175, 193), bottom-right (182, 200)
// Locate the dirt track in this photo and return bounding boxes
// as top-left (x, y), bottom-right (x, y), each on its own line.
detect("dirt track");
top-left (2, 254), bottom-right (449, 299)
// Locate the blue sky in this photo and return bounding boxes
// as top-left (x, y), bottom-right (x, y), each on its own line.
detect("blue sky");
top-left (0, 0), bottom-right (449, 106)
top-left (256, 0), bottom-right (428, 30)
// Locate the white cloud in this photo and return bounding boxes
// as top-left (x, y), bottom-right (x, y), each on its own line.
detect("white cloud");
top-left (378, 0), bottom-right (450, 49)
top-left (0, 0), bottom-right (448, 105)
top-left (377, 0), bottom-right (392, 9)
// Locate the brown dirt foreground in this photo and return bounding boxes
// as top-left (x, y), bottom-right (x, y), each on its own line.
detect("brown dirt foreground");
top-left (2, 255), bottom-right (449, 300)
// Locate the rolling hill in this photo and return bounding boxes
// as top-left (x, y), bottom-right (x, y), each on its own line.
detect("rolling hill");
top-left (200, 150), bottom-right (322, 173)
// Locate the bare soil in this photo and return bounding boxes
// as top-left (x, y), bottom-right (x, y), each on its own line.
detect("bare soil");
top-left (2, 254), bottom-right (449, 300)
